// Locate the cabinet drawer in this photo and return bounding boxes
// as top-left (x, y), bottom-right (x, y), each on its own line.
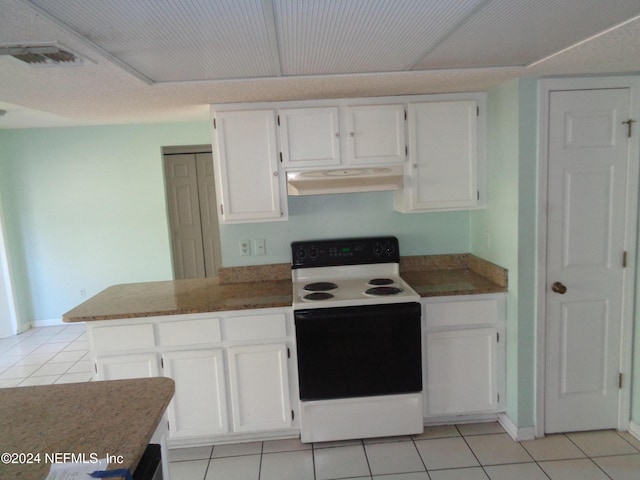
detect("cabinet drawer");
top-left (426, 299), bottom-right (498, 328)
top-left (158, 318), bottom-right (222, 347)
top-left (91, 324), bottom-right (155, 353)
top-left (224, 313), bottom-right (287, 341)
top-left (96, 353), bottom-right (160, 380)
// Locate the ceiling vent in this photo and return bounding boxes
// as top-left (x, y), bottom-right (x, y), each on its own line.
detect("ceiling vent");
top-left (0, 44), bottom-right (88, 67)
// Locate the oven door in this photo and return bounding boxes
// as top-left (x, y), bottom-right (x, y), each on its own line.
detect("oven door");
top-left (294, 302), bottom-right (422, 401)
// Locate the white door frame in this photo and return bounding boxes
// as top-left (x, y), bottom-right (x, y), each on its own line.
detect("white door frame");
top-left (536, 76), bottom-right (640, 437)
top-left (0, 194), bottom-right (20, 338)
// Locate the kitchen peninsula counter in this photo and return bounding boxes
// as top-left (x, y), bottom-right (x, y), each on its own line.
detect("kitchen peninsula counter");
top-left (63, 254), bottom-right (506, 323)
top-left (0, 377), bottom-right (174, 480)
top-left (63, 277), bottom-right (293, 322)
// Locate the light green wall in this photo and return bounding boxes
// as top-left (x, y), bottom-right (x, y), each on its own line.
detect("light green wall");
top-left (0, 122), bottom-right (211, 325)
top-left (220, 192), bottom-right (470, 266)
top-left (470, 77), bottom-right (538, 428)
top-left (0, 121), bottom-right (470, 324)
top-left (470, 79), bottom-right (521, 424)
top-left (515, 77), bottom-right (539, 429)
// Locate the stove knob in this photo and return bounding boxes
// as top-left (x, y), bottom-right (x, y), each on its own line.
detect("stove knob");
top-left (385, 242), bottom-right (396, 256)
top-left (373, 242), bottom-right (383, 256)
top-left (308, 247), bottom-right (318, 259)
top-left (296, 248), bottom-right (307, 259)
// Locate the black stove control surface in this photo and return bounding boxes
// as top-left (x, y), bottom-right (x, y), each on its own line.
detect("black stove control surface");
top-left (292, 236), bottom-right (401, 269)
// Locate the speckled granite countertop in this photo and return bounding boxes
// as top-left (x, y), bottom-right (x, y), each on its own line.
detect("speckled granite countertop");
top-left (0, 377), bottom-right (174, 480)
top-left (400, 253), bottom-right (508, 297)
top-left (63, 254), bottom-right (506, 322)
top-left (63, 278), bottom-right (292, 322)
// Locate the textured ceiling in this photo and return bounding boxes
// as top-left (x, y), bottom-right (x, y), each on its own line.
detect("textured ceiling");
top-left (1, 0), bottom-right (640, 129)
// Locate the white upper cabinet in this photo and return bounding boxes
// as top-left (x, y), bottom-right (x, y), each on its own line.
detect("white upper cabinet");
top-left (346, 104), bottom-right (406, 165)
top-left (395, 100), bottom-right (483, 212)
top-left (278, 107), bottom-right (341, 168)
top-left (278, 104), bottom-right (405, 169)
top-left (211, 93), bottom-right (485, 221)
top-left (212, 110), bottom-right (287, 223)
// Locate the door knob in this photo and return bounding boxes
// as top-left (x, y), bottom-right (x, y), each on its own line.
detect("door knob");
top-left (551, 281), bottom-right (567, 294)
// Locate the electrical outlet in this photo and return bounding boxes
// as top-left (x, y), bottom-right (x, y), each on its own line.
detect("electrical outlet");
top-left (254, 238), bottom-right (266, 256)
top-left (239, 239), bottom-right (251, 256)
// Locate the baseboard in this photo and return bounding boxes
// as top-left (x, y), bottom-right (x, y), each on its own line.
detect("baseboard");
top-left (424, 412), bottom-right (500, 427)
top-left (629, 421), bottom-right (640, 441)
top-left (498, 413), bottom-right (536, 441)
top-left (31, 318), bottom-right (65, 328)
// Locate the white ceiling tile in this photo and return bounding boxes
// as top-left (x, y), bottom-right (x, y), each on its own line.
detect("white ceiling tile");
top-left (274, 0), bottom-right (487, 75)
top-left (3, 0), bottom-right (640, 127)
top-left (27, 0), bottom-right (281, 82)
top-left (415, 0), bottom-right (640, 69)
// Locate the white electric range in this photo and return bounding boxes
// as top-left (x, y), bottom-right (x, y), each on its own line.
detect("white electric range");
top-left (291, 237), bottom-right (423, 443)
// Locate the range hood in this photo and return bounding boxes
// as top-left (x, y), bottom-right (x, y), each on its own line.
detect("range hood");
top-left (287, 166), bottom-right (404, 196)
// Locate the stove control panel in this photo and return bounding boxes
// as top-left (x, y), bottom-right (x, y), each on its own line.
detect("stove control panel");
top-left (292, 237), bottom-right (400, 268)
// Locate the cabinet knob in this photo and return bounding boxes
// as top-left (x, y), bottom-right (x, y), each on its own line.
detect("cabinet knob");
top-left (273, 171), bottom-right (279, 177)
top-left (335, 133), bottom-right (340, 138)
top-left (349, 132), bottom-right (355, 137)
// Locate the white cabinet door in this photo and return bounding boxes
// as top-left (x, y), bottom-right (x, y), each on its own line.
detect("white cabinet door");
top-left (162, 349), bottom-right (229, 439)
top-left (278, 107), bottom-right (341, 168)
top-left (425, 328), bottom-right (501, 416)
top-left (397, 101), bottom-right (478, 212)
top-left (346, 104), bottom-right (406, 165)
top-left (227, 344), bottom-right (292, 433)
top-left (213, 110), bottom-right (287, 223)
top-left (96, 353), bottom-right (160, 380)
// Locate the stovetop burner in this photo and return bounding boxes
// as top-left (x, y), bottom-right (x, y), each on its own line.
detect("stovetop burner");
top-left (291, 237), bottom-right (419, 309)
top-left (303, 282), bottom-right (338, 292)
top-left (365, 286), bottom-right (403, 296)
top-left (303, 292), bottom-right (335, 301)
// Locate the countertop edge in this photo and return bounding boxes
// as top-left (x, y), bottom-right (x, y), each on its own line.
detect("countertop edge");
top-left (63, 254), bottom-right (507, 322)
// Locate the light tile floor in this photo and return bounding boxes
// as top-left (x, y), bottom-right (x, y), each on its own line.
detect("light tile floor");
top-left (2, 326), bottom-right (640, 480)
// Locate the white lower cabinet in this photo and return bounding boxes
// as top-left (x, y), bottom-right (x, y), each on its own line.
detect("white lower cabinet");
top-left (87, 308), bottom-right (296, 445)
top-left (425, 328), bottom-right (502, 415)
top-left (227, 344), bottom-right (292, 432)
top-left (162, 349), bottom-right (229, 439)
top-left (422, 294), bottom-right (506, 419)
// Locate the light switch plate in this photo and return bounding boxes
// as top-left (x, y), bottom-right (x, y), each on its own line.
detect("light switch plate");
top-left (254, 238), bottom-right (266, 256)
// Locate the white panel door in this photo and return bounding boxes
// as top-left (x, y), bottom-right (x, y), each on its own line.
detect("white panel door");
top-left (278, 107), bottom-right (341, 168)
top-left (162, 349), bottom-right (229, 439)
top-left (544, 88), bottom-right (631, 433)
top-left (346, 104), bottom-right (406, 165)
top-left (407, 101), bottom-right (477, 210)
top-left (164, 153), bottom-right (206, 279)
top-left (195, 152), bottom-right (221, 277)
top-left (227, 344), bottom-right (291, 432)
top-left (214, 110), bottom-right (285, 222)
top-left (425, 328), bottom-right (499, 415)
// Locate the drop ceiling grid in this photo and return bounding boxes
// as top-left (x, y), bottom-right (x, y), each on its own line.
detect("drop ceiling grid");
top-left (416, 0), bottom-right (640, 69)
top-left (274, 0), bottom-right (487, 75)
top-left (27, 0), bottom-right (280, 82)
